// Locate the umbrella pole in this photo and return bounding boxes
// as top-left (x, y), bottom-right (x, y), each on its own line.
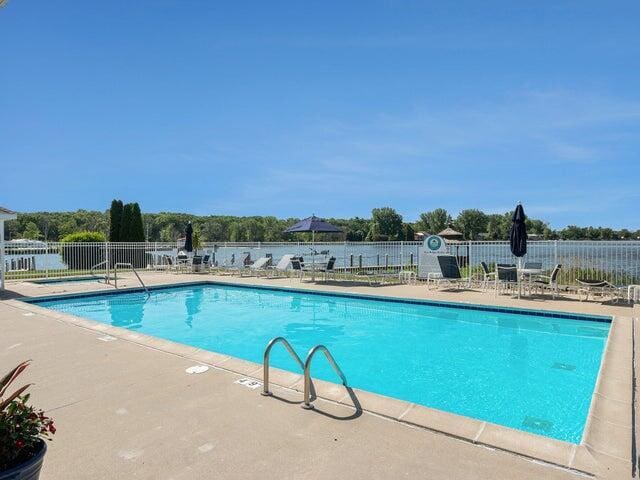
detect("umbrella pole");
top-left (311, 230), bottom-right (316, 281)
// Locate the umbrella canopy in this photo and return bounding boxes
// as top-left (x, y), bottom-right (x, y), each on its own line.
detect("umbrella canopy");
top-left (509, 204), bottom-right (528, 257)
top-left (283, 215), bottom-right (342, 234)
top-left (183, 222), bottom-right (193, 252)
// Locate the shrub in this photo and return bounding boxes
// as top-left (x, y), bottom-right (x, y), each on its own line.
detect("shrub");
top-left (60, 231), bottom-right (106, 270)
top-left (0, 361), bottom-right (55, 471)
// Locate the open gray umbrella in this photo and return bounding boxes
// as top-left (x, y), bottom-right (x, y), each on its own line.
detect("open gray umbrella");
top-left (183, 222), bottom-right (193, 253)
top-left (284, 215), bottom-right (342, 240)
top-left (284, 215), bottom-right (342, 280)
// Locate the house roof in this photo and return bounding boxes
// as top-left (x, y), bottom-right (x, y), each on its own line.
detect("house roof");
top-left (0, 206), bottom-right (17, 220)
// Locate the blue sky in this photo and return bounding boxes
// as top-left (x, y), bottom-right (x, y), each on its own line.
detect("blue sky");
top-left (1, 1), bottom-right (638, 228)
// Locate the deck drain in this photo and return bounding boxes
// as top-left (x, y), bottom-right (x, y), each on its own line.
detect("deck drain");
top-left (22, 312), bottom-right (35, 316)
top-left (235, 377), bottom-right (262, 390)
top-left (522, 416), bottom-right (553, 432)
top-left (552, 362), bottom-right (576, 371)
top-left (185, 365), bottom-right (209, 374)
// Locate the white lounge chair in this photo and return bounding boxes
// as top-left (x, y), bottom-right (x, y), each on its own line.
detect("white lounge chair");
top-left (266, 254), bottom-right (294, 278)
top-left (240, 256), bottom-right (271, 276)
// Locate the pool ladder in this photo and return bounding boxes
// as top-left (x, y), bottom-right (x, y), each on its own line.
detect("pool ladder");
top-left (113, 262), bottom-right (149, 294)
top-left (261, 336), bottom-right (348, 409)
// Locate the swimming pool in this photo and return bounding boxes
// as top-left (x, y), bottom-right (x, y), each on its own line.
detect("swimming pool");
top-left (32, 283), bottom-right (611, 443)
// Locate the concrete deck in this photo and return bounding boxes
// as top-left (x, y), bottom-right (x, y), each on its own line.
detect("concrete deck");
top-left (1, 272), bottom-right (637, 479)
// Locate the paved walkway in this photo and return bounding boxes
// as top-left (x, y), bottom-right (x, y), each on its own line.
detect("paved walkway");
top-left (1, 273), bottom-right (636, 479)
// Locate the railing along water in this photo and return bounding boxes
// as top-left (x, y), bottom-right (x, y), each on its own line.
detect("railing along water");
top-left (3, 240), bottom-right (640, 287)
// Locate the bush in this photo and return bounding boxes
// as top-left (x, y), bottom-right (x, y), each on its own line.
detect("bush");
top-left (60, 231), bottom-right (106, 243)
top-left (60, 231), bottom-right (106, 270)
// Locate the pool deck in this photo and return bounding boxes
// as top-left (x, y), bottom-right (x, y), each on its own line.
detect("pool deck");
top-left (1, 272), bottom-right (637, 479)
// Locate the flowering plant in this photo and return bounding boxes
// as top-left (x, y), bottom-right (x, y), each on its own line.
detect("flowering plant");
top-left (0, 361), bottom-right (55, 471)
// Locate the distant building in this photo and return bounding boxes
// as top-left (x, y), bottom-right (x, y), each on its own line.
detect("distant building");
top-left (438, 225), bottom-right (464, 242)
top-left (414, 231), bottom-right (427, 241)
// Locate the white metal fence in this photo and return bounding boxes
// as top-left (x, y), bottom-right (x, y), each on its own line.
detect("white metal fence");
top-left (4, 240), bottom-right (640, 286)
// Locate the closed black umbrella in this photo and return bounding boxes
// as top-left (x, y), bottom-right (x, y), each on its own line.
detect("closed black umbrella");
top-left (509, 204), bottom-right (528, 257)
top-left (184, 222), bottom-right (193, 253)
top-left (509, 204), bottom-right (528, 299)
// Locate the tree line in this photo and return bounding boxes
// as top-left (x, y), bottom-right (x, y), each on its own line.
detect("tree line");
top-left (4, 204), bottom-right (639, 243)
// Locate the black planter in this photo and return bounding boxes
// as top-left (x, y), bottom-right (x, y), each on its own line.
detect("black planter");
top-left (0, 440), bottom-right (47, 480)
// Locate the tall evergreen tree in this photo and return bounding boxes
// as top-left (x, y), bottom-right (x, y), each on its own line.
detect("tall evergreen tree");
top-left (120, 203), bottom-right (134, 241)
top-left (130, 203), bottom-right (145, 242)
top-left (109, 199), bottom-right (124, 242)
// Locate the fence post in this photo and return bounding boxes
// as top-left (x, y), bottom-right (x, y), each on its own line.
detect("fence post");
top-left (44, 241), bottom-right (49, 279)
top-left (554, 240), bottom-right (558, 267)
top-left (105, 241), bottom-right (110, 282)
top-left (400, 241), bottom-right (404, 267)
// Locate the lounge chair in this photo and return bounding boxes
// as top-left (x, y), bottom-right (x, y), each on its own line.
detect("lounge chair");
top-left (427, 255), bottom-right (472, 290)
top-left (494, 264), bottom-right (517, 296)
top-left (530, 264), bottom-right (562, 298)
top-left (576, 278), bottom-right (623, 303)
top-left (266, 254), bottom-right (295, 278)
top-left (240, 256), bottom-right (271, 276)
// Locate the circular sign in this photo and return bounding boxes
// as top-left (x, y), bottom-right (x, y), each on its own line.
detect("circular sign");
top-left (427, 236), bottom-right (442, 251)
top-left (422, 235), bottom-right (446, 253)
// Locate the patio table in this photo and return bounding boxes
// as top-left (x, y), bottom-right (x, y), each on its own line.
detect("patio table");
top-left (516, 268), bottom-right (544, 298)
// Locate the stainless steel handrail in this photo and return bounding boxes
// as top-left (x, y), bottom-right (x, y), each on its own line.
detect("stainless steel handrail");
top-left (261, 337), bottom-right (305, 396)
top-left (114, 262), bottom-right (149, 293)
top-left (302, 345), bottom-right (347, 409)
top-left (89, 261), bottom-right (108, 283)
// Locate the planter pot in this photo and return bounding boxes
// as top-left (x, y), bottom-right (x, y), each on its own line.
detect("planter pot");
top-left (0, 440), bottom-right (47, 480)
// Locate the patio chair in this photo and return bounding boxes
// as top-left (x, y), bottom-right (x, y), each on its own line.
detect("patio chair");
top-left (494, 264), bottom-right (517, 296)
top-left (191, 255), bottom-right (203, 273)
top-left (316, 257), bottom-right (337, 281)
top-left (576, 278), bottom-right (623, 303)
top-left (476, 261), bottom-right (496, 290)
top-left (530, 264), bottom-right (562, 299)
top-left (290, 258), bottom-right (305, 281)
top-left (427, 255), bottom-right (472, 290)
top-left (176, 253), bottom-right (190, 273)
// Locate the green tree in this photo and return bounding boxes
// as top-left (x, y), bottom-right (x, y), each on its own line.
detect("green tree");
top-left (130, 203), bottom-right (145, 242)
top-left (416, 208), bottom-right (450, 234)
top-left (371, 207), bottom-right (403, 240)
top-left (454, 209), bottom-right (488, 240)
top-left (22, 222), bottom-right (42, 240)
top-left (109, 199), bottom-right (123, 242)
top-left (119, 204), bottom-right (134, 241)
top-left (402, 223), bottom-right (415, 241)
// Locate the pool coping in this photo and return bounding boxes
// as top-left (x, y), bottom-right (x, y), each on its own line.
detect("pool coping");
top-left (10, 281), bottom-right (635, 478)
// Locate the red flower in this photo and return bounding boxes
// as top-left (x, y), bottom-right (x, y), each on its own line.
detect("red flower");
top-left (15, 440), bottom-right (25, 449)
top-left (49, 424), bottom-right (56, 434)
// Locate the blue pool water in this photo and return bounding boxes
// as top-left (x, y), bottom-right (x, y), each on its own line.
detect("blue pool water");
top-left (33, 283), bottom-right (610, 443)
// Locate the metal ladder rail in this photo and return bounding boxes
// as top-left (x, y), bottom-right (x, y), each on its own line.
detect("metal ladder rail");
top-left (114, 262), bottom-right (149, 293)
top-left (302, 345), bottom-right (347, 410)
top-left (89, 261), bottom-right (110, 283)
top-left (261, 337), bottom-right (305, 397)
